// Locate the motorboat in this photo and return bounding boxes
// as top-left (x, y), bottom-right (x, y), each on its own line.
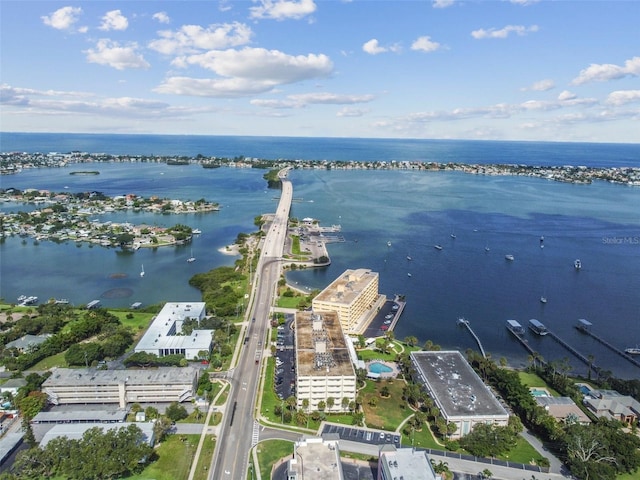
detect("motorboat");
top-left (574, 259), bottom-right (582, 270)
top-left (505, 254), bottom-right (514, 261)
top-left (434, 244), bottom-right (443, 250)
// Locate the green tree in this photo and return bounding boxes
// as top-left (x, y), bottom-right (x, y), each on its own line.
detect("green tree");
top-left (165, 402), bottom-right (188, 422)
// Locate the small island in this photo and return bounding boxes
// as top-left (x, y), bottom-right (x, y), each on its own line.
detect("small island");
top-left (69, 170), bottom-right (100, 175)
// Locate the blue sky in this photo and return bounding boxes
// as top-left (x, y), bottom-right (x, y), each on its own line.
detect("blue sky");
top-left (1, 0), bottom-right (639, 142)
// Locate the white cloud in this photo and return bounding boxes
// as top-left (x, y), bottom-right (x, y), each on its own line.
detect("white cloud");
top-left (522, 79), bottom-right (555, 91)
top-left (337, 107), bottom-right (368, 117)
top-left (41, 6), bottom-right (83, 31)
top-left (177, 47), bottom-right (332, 83)
top-left (249, 0), bottom-right (317, 21)
top-left (411, 36), bottom-right (442, 53)
top-left (156, 48), bottom-right (332, 97)
top-left (571, 56), bottom-right (640, 85)
top-left (471, 24), bottom-right (539, 40)
top-left (155, 76), bottom-right (276, 97)
top-left (152, 12), bottom-right (170, 24)
top-left (558, 90), bottom-right (577, 101)
top-left (433, 0), bottom-right (454, 8)
top-left (149, 23), bottom-right (253, 55)
top-left (85, 40), bottom-right (150, 70)
top-left (251, 92), bottom-right (374, 109)
top-left (362, 39), bottom-right (401, 55)
top-left (99, 10), bottom-right (128, 31)
top-left (607, 90), bottom-right (640, 106)
top-left (509, 0), bottom-right (539, 5)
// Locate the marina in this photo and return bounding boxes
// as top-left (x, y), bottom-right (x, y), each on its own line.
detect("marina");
top-left (506, 319), bottom-right (525, 336)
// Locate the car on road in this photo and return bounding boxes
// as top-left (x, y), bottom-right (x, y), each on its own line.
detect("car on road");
top-left (392, 304), bottom-right (399, 310)
top-left (379, 432), bottom-right (385, 441)
top-left (385, 314), bottom-right (393, 319)
top-left (384, 320), bottom-right (392, 325)
top-left (380, 325), bottom-right (389, 331)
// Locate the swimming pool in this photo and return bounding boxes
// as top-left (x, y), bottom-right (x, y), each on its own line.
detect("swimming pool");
top-left (530, 388), bottom-right (550, 397)
top-left (368, 362), bottom-right (393, 374)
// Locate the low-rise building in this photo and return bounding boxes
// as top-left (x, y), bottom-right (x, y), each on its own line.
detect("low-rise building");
top-left (583, 390), bottom-right (640, 425)
top-left (5, 334), bottom-right (51, 353)
top-left (410, 351), bottom-right (509, 439)
top-left (42, 367), bottom-right (199, 408)
top-left (377, 444), bottom-right (442, 480)
top-left (0, 378), bottom-right (27, 397)
top-left (134, 302), bottom-right (213, 360)
top-left (295, 311), bottom-right (357, 413)
top-left (312, 268), bottom-right (384, 334)
top-left (39, 422), bottom-right (155, 448)
top-left (534, 396), bottom-right (591, 425)
top-left (287, 437), bottom-right (343, 480)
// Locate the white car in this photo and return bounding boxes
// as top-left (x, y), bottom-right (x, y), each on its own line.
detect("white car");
top-left (385, 314), bottom-right (393, 319)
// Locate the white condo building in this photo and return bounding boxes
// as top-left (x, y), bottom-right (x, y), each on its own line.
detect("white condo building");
top-left (295, 311), bottom-right (357, 413)
top-left (134, 302), bottom-right (213, 360)
top-left (312, 268), bottom-right (384, 334)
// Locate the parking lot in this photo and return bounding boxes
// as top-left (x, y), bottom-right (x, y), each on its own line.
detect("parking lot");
top-left (274, 315), bottom-right (296, 400)
top-left (362, 299), bottom-right (401, 338)
top-left (321, 424), bottom-right (401, 447)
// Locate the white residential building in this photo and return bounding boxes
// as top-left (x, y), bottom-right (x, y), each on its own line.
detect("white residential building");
top-left (295, 311), bottom-right (357, 413)
top-left (312, 268), bottom-right (384, 333)
top-left (134, 302), bottom-right (213, 360)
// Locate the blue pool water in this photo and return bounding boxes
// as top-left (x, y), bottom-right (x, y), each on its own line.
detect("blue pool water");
top-left (368, 362), bottom-right (393, 374)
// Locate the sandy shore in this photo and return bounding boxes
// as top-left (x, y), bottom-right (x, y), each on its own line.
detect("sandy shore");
top-left (218, 244), bottom-right (241, 256)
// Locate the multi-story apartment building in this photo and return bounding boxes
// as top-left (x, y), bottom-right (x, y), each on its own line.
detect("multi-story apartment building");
top-left (295, 311), bottom-right (356, 413)
top-left (41, 367), bottom-right (199, 408)
top-left (311, 268), bottom-right (383, 333)
top-left (134, 302), bottom-right (213, 360)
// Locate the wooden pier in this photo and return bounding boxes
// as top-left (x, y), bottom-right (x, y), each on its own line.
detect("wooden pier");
top-left (547, 331), bottom-right (599, 374)
top-left (458, 318), bottom-right (486, 358)
top-left (575, 320), bottom-right (640, 369)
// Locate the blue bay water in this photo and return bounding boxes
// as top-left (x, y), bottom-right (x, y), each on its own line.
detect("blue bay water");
top-left (1, 133), bottom-right (639, 379)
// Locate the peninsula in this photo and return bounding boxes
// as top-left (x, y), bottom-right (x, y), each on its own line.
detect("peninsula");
top-left (0, 188), bottom-right (218, 249)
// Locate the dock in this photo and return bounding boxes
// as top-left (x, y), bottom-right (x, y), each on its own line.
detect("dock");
top-left (575, 319), bottom-right (640, 369)
top-left (547, 330), bottom-right (599, 374)
top-left (457, 318), bottom-right (486, 358)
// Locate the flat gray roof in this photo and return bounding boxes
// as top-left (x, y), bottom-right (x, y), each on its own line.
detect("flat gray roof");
top-left (410, 351), bottom-right (508, 419)
top-left (43, 366), bottom-right (197, 387)
top-left (39, 422), bottom-right (154, 448)
top-left (32, 409), bottom-right (127, 423)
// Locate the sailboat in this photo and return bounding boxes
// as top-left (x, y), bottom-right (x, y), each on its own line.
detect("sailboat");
top-left (140, 264), bottom-right (145, 277)
top-left (187, 249), bottom-right (196, 263)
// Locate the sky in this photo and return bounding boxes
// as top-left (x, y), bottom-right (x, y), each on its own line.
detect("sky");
top-left (1, 0), bottom-right (639, 143)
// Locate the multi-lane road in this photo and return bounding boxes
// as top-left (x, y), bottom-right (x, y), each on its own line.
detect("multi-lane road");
top-left (210, 168), bottom-right (293, 480)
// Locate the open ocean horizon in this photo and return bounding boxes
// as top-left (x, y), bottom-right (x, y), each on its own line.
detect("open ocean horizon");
top-left (1, 132), bottom-right (639, 379)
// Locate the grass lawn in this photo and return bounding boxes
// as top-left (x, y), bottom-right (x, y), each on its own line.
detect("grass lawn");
top-left (127, 434), bottom-right (200, 480)
top-left (357, 348), bottom-right (397, 362)
top-left (31, 351), bottom-right (68, 370)
top-left (517, 371), bottom-right (560, 396)
top-left (496, 436), bottom-right (548, 466)
top-left (276, 295), bottom-right (303, 309)
top-left (214, 382), bottom-right (229, 406)
top-left (401, 423), bottom-right (442, 450)
top-left (110, 310), bottom-right (155, 331)
top-left (255, 439), bottom-right (293, 479)
top-left (360, 378), bottom-right (411, 431)
top-left (192, 435), bottom-right (216, 480)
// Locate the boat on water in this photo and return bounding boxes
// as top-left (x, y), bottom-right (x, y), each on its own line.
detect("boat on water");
top-left (625, 346), bottom-right (640, 355)
top-left (457, 317), bottom-right (469, 326)
top-left (407, 273), bottom-right (412, 277)
top-left (434, 244), bottom-right (443, 250)
top-left (406, 255), bottom-right (412, 261)
top-left (506, 319), bottom-right (525, 336)
top-left (540, 296), bottom-right (547, 304)
top-left (529, 319), bottom-right (549, 336)
top-left (140, 264), bottom-right (145, 277)
top-left (485, 245), bottom-right (490, 252)
top-left (187, 249), bottom-right (196, 263)
top-left (192, 228), bottom-right (202, 234)
top-left (505, 254), bottom-right (514, 261)
top-left (17, 295), bottom-right (38, 306)
top-left (574, 259), bottom-right (582, 270)
top-left (450, 233), bottom-right (456, 239)
top-left (387, 241), bottom-right (392, 247)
